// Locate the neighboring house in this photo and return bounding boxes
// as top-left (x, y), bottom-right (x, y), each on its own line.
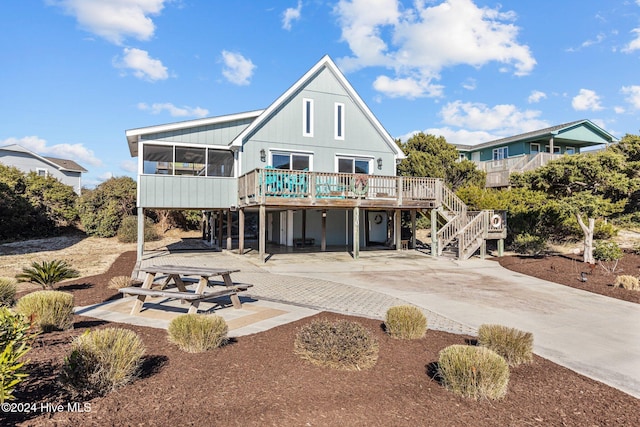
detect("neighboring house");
top-left (126, 55), bottom-right (506, 262)
top-left (455, 120), bottom-right (618, 187)
top-left (0, 144), bottom-right (88, 194)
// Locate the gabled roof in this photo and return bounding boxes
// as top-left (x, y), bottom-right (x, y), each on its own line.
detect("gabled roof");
top-left (230, 55), bottom-right (405, 158)
top-left (44, 157), bottom-right (88, 173)
top-left (0, 144), bottom-right (87, 173)
top-left (125, 110), bottom-right (264, 156)
top-left (455, 119), bottom-right (618, 151)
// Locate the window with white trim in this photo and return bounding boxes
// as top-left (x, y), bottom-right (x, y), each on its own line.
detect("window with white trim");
top-left (553, 146), bottom-right (561, 154)
top-left (272, 152), bottom-right (311, 171)
top-left (492, 147), bottom-right (508, 161)
top-left (565, 146), bottom-right (575, 155)
top-left (36, 168), bottom-right (47, 177)
top-left (337, 156), bottom-right (371, 174)
top-left (530, 143), bottom-right (540, 154)
top-left (303, 98), bottom-right (314, 137)
top-left (334, 102), bottom-right (345, 140)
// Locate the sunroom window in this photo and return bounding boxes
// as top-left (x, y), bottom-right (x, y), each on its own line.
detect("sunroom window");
top-left (142, 144), bottom-right (234, 177)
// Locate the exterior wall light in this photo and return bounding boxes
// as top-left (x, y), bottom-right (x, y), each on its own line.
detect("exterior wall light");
top-left (377, 157), bottom-right (382, 170)
top-left (260, 149), bottom-right (266, 162)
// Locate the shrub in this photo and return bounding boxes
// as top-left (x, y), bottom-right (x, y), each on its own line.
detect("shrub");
top-left (15, 290), bottom-right (74, 332)
top-left (613, 275), bottom-right (640, 291)
top-left (511, 233), bottom-right (547, 256)
top-left (632, 241), bottom-right (640, 256)
top-left (108, 275), bottom-right (133, 290)
top-left (294, 319), bottom-right (378, 371)
top-left (117, 216), bottom-right (160, 243)
top-left (60, 328), bottom-right (145, 398)
top-left (437, 344), bottom-right (510, 400)
top-left (168, 314), bottom-right (228, 353)
top-left (15, 259), bottom-right (80, 290)
top-left (0, 308), bottom-right (35, 403)
top-left (384, 305), bottom-right (427, 339)
top-left (0, 278), bottom-right (17, 307)
top-left (593, 241), bottom-right (624, 273)
top-left (477, 324), bottom-right (534, 366)
top-left (593, 221), bottom-right (618, 240)
top-left (593, 241), bottom-right (623, 262)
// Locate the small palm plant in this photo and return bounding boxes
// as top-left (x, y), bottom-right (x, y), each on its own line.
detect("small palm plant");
top-left (16, 260), bottom-right (80, 290)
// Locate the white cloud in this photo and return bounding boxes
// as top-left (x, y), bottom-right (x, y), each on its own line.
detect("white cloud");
top-left (614, 106), bottom-right (626, 114)
top-left (221, 51), bottom-right (256, 86)
top-left (1, 136), bottom-right (102, 167)
top-left (528, 90), bottom-right (547, 103)
top-left (47, 0), bottom-right (167, 45)
top-left (138, 102), bottom-right (209, 117)
top-left (282, 1), bottom-right (302, 30)
top-left (334, 0), bottom-right (535, 99)
top-left (115, 48), bottom-right (169, 81)
top-left (461, 78), bottom-right (476, 91)
top-left (621, 85), bottom-right (640, 109)
top-left (572, 89), bottom-right (603, 111)
top-left (623, 28), bottom-right (640, 53)
top-left (98, 172), bottom-right (114, 181)
top-left (439, 101), bottom-right (548, 134)
top-left (373, 75), bottom-right (443, 99)
top-left (120, 160), bottom-right (138, 173)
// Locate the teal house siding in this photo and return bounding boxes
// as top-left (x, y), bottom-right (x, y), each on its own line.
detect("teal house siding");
top-left (143, 117), bottom-right (254, 147)
top-left (238, 65), bottom-right (398, 176)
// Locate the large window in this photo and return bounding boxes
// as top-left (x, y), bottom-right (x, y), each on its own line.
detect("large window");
top-left (143, 144), bottom-right (234, 177)
top-left (272, 152), bottom-right (311, 171)
top-left (334, 102), bottom-right (345, 140)
top-left (530, 143), bottom-right (540, 154)
top-left (565, 146), bottom-right (576, 155)
top-left (492, 147), bottom-right (508, 161)
top-left (337, 157), bottom-right (370, 174)
top-left (303, 98), bottom-right (314, 137)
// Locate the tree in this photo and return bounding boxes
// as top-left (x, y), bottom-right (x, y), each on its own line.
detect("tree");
top-left (77, 177), bottom-right (137, 237)
top-left (397, 133), bottom-right (485, 189)
top-left (510, 148), bottom-right (634, 262)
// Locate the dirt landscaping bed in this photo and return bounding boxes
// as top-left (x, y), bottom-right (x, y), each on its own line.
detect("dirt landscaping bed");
top-left (496, 251), bottom-right (640, 304)
top-left (3, 252), bottom-right (639, 426)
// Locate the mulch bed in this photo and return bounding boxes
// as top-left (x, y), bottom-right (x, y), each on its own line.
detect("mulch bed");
top-left (496, 251), bottom-right (640, 304)
top-left (3, 252), bottom-right (639, 426)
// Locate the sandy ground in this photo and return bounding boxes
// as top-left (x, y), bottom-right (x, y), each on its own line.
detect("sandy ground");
top-left (0, 230), bottom-right (202, 290)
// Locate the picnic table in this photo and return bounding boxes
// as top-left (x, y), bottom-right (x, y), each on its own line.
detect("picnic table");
top-left (119, 264), bottom-right (251, 315)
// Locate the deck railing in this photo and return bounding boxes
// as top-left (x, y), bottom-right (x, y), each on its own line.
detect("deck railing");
top-left (238, 169), bottom-right (440, 206)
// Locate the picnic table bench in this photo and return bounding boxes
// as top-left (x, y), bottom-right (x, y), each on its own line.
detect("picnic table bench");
top-left (119, 264), bottom-right (251, 315)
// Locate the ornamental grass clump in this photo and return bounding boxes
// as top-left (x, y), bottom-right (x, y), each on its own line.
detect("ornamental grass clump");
top-left (168, 314), bottom-right (228, 353)
top-left (15, 290), bottom-right (74, 332)
top-left (384, 305), bottom-right (427, 340)
top-left (613, 275), bottom-right (640, 291)
top-left (60, 328), bottom-right (145, 398)
top-left (108, 275), bottom-right (133, 290)
top-left (437, 344), bottom-right (510, 400)
top-left (16, 259), bottom-right (80, 290)
top-left (294, 319), bottom-right (378, 371)
top-left (0, 278), bottom-right (17, 307)
top-left (477, 324), bottom-right (534, 367)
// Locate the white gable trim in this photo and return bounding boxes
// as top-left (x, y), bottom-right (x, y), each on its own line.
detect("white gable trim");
top-left (230, 55), bottom-right (404, 159)
top-left (125, 110), bottom-right (264, 156)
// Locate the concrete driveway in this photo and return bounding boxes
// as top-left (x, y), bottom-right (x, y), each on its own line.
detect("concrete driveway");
top-left (255, 250), bottom-right (640, 399)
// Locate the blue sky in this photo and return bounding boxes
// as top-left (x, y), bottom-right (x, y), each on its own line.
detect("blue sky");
top-left (1, 0), bottom-right (640, 187)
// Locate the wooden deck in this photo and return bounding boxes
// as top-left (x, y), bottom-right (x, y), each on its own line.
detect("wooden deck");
top-left (238, 169), bottom-right (441, 209)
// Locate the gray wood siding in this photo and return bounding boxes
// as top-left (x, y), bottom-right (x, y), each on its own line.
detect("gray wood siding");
top-left (144, 117), bottom-right (253, 146)
top-left (139, 175), bottom-right (237, 209)
top-left (240, 67), bottom-right (396, 175)
top-left (0, 151), bottom-right (82, 194)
